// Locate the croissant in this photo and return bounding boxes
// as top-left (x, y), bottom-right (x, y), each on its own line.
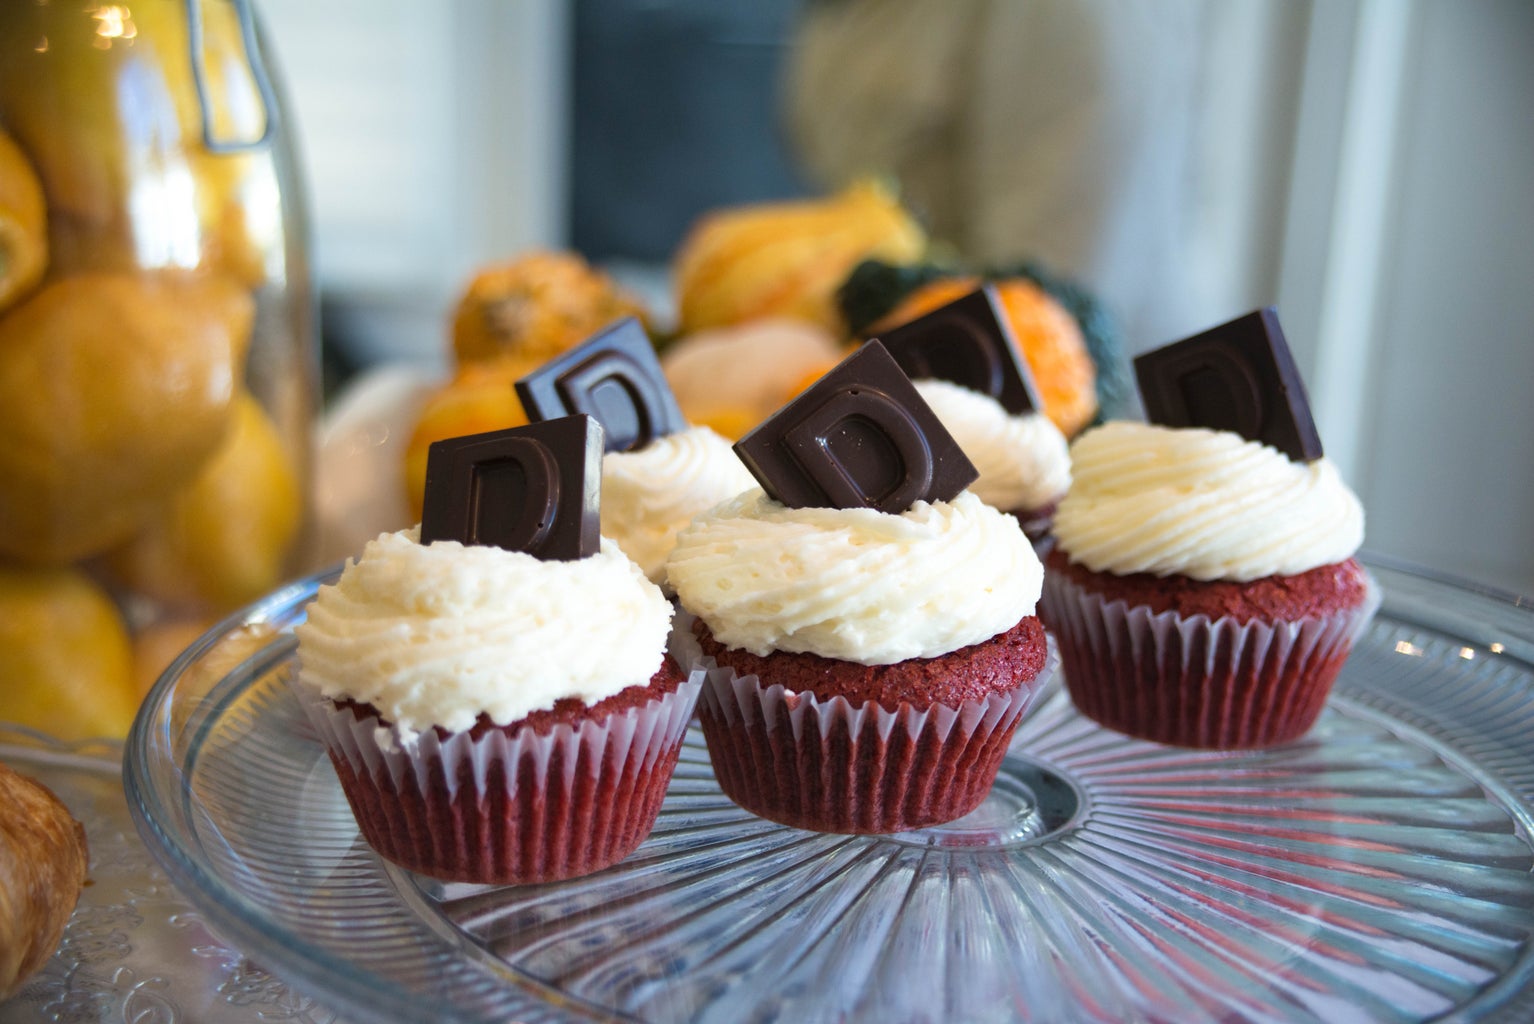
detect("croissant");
top-left (0, 759), bottom-right (88, 998)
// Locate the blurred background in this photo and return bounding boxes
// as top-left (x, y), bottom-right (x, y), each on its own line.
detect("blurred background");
top-left (258, 0), bottom-right (1533, 597)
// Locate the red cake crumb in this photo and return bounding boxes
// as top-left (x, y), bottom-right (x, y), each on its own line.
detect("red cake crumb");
top-left (1044, 548), bottom-right (1371, 623)
top-left (692, 614), bottom-right (1047, 712)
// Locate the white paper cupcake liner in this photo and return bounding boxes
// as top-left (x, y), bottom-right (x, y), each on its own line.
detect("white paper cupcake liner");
top-left (1041, 568), bottom-right (1381, 749)
top-left (670, 615), bottom-right (1058, 833)
top-left (290, 670), bottom-right (703, 884)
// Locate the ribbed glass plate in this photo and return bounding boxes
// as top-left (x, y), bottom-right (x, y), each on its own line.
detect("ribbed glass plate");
top-left (124, 559), bottom-right (1534, 1023)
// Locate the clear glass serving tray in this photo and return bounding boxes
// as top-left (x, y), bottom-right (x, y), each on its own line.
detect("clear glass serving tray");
top-left (123, 558), bottom-right (1534, 1024)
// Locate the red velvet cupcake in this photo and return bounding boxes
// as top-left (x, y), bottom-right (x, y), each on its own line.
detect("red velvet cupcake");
top-left (1041, 420), bottom-right (1379, 749)
top-left (909, 379), bottom-right (1071, 549)
top-left (667, 489), bottom-right (1054, 835)
top-left (294, 527), bottom-right (700, 885)
top-left (666, 340), bottom-right (1055, 833)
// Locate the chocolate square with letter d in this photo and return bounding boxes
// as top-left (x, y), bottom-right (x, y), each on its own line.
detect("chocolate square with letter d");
top-left (875, 284), bottom-right (1043, 416)
top-left (515, 317), bottom-right (686, 453)
top-left (420, 415), bottom-right (603, 560)
top-left (1135, 307), bottom-right (1323, 462)
top-left (734, 340), bottom-right (978, 514)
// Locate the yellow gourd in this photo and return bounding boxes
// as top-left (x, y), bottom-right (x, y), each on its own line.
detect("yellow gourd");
top-left (402, 356), bottom-right (539, 520)
top-left (450, 251), bottom-right (650, 366)
top-left (672, 180), bottom-right (926, 335)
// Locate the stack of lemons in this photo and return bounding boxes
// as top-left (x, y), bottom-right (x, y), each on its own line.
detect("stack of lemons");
top-left (0, 2), bottom-right (304, 740)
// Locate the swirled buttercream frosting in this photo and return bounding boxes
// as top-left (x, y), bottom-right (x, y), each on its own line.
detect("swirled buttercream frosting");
top-left (666, 489), bottom-right (1042, 665)
top-left (295, 528), bottom-right (673, 735)
top-left (913, 379), bottom-right (1071, 512)
top-left (1052, 421), bottom-right (1365, 582)
top-left (602, 425), bottom-right (757, 583)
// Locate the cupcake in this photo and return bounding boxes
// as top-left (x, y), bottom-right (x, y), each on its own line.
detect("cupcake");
top-left (599, 425), bottom-right (756, 585)
top-left (875, 286), bottom-right (1070, 543)
top-left (910, 378), bottom-right (1070, 541)
top-left (667, 341), bottom-right (1054, 834)
top-left (293, 416), bottom-right (701, 884)
top-left (517, 317), bottom-right (755, 586)
top-left (1041, 309), bottom-right (1379, 749)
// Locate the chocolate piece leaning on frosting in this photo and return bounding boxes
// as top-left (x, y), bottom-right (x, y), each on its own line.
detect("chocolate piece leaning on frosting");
top-left (419, 414), bottom-right (603, 561)
top-left (1134, 307), bottom-right (1323, 463)
top-left (733, 339), bottom-right (978, 514)
top-left (515, 317), bottom-right (686, 453)
top-left (874, 283), bottom-right (1045, 417)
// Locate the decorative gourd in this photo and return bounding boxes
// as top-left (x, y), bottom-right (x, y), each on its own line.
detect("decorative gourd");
top-left (672, 180), bottom-right (925, 335)
top-left (868, 276), bottom-right (1099, 438)
top-left (840, 258), bottom-right (1134, 435)
top-left (450, 251), bottom-right (650, 366)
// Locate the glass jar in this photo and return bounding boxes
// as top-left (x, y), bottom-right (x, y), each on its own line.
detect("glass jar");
top-left (0, 0), bottom-right (316, 739)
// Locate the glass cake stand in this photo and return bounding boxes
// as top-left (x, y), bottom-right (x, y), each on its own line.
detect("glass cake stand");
top-left (123, 557), bottom-right (1534, 1024)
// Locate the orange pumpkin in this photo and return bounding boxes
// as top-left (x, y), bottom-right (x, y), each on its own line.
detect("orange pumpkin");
top-left (870, 276), bottom-right (1098, 437)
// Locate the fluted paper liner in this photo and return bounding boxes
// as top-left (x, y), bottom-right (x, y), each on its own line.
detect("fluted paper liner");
top-left (293, 672), bottom-right (702, 885)
top-left (670, 615), bottom-right (1058, 834)
top-left (1042, 569), bottom-right (1381, 749)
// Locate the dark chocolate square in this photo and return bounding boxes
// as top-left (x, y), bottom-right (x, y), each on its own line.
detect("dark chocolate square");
top-left (515, 317), bottom-right (685, 453)
top-left (1134, 307), bottom-right (1323, 462)
top-left (734, 340), bottom-right (978, 514)
top-left (874, 284), bottom-right (1043, 416)
top-left (419, 415), bottom-right (603, 560)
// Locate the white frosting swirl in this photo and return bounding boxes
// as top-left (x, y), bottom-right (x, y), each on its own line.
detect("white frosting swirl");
top-left (295, 529), bottom-right (673, 736)
top-left (1053, 421), bottom-right (1365, 581)
top-left (914, 379), bottom-right (1071, 512)
top-left (602, 426), bottom-right (757, 583)
top-left (666, 489), bottom-right (1041, 665)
